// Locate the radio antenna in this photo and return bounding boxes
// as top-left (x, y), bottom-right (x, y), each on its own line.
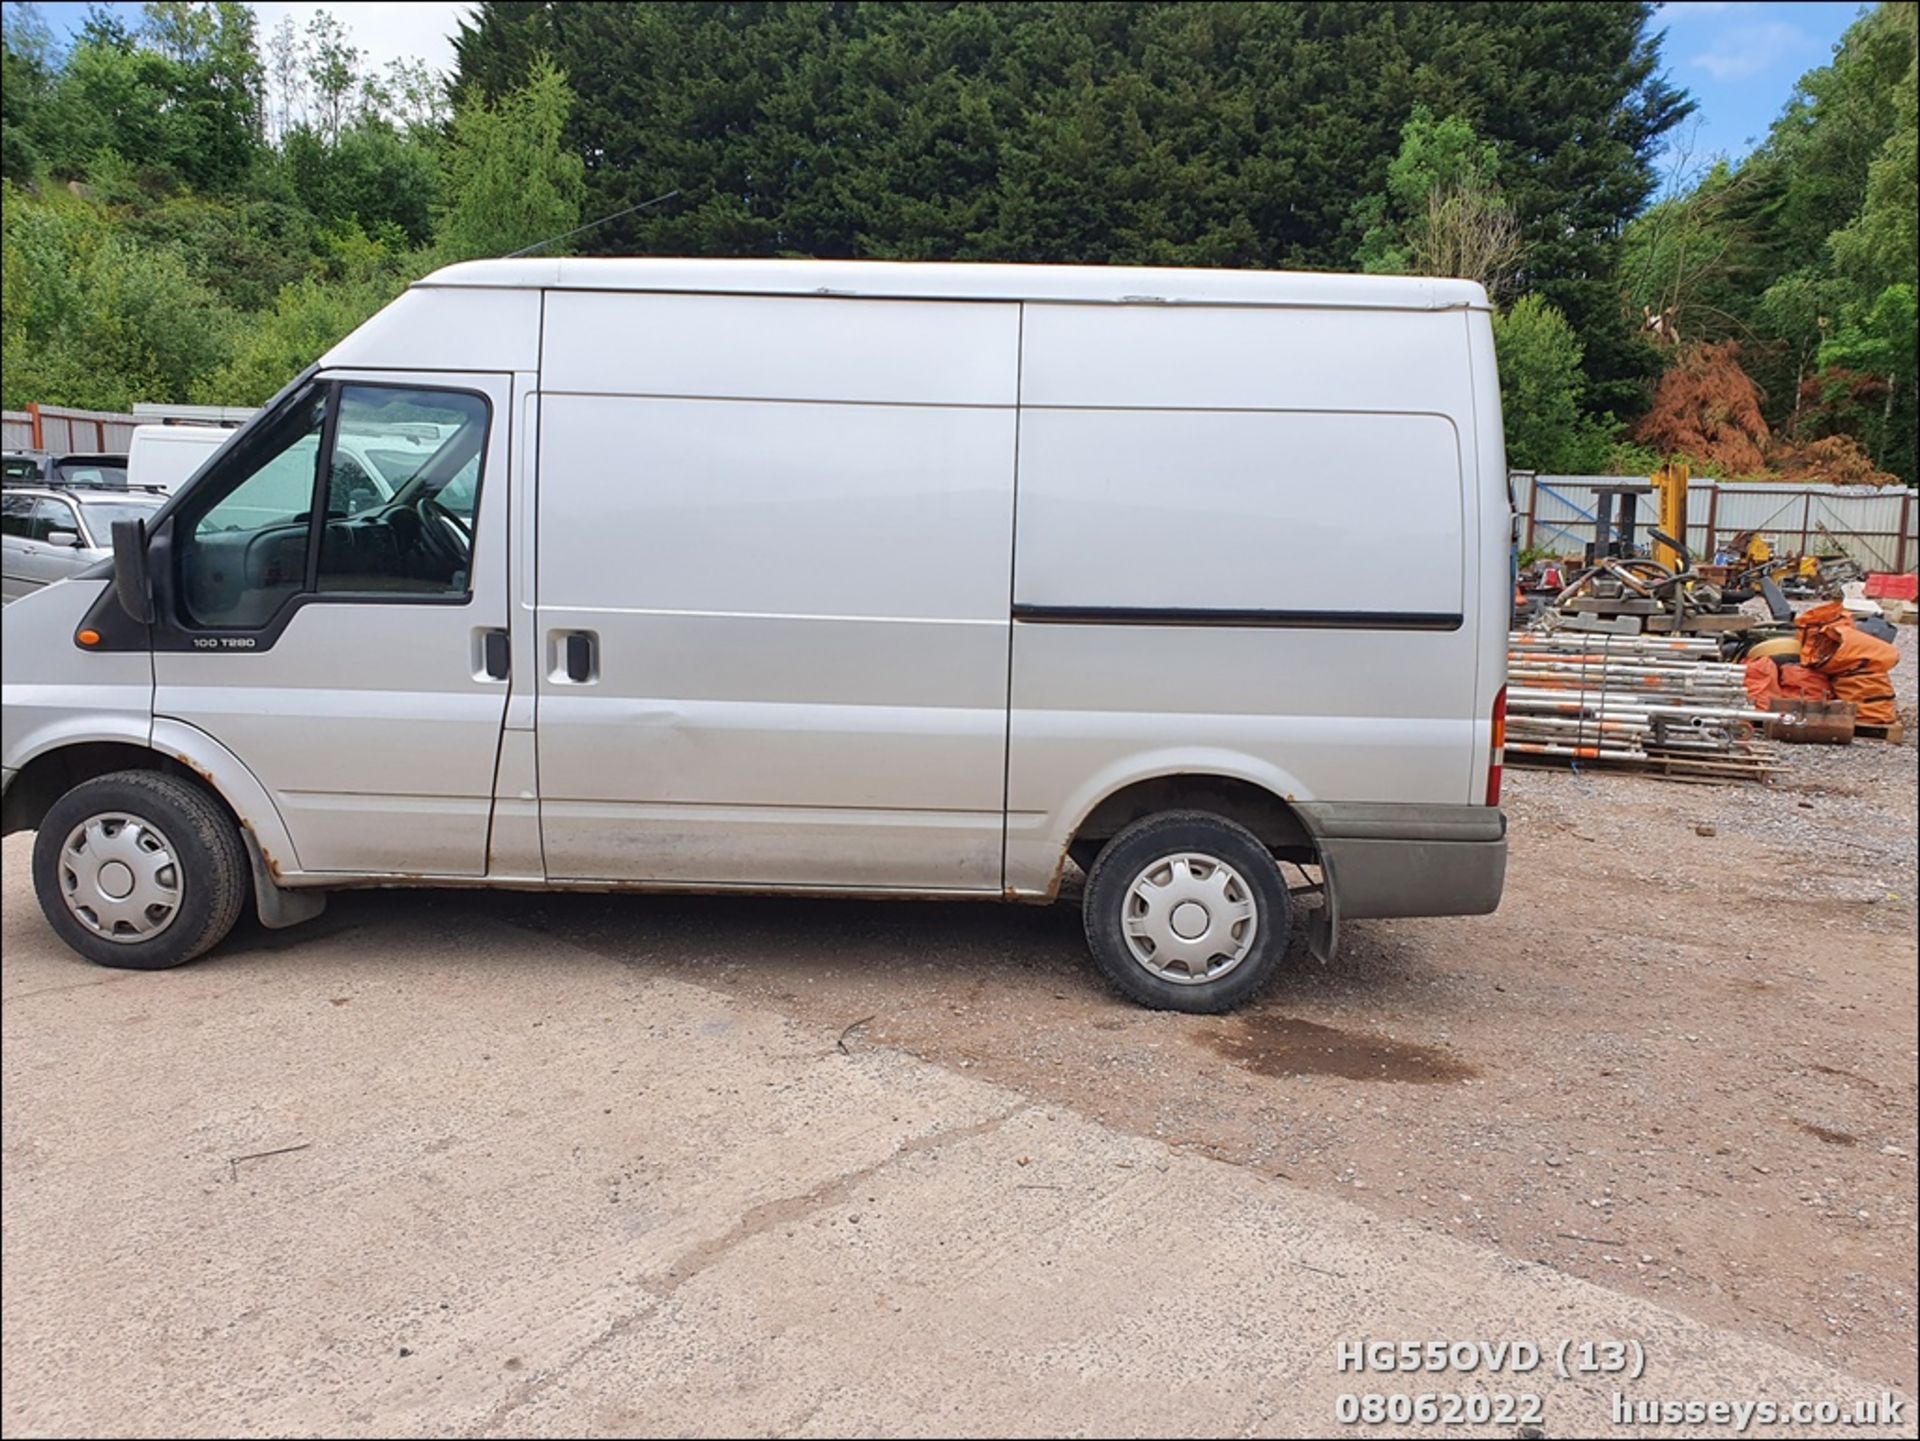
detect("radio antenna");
top-left (503, 188), bottom-right (683, 260)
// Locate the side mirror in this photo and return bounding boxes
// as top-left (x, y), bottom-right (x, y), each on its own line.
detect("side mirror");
top-left (46, 530), bottom-right (81, 549)
top-left (111, 519), bottom-right (155, 623)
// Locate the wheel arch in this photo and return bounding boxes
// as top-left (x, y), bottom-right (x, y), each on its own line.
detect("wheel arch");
top-left (1061, 759), bottom-right (1321, 874)
top-left (4, 740), bottom-right (197, 837)
top-left (4, 724), bottom-right (309, 922)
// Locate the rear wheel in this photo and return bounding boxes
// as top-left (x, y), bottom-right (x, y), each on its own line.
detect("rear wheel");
top-left (1082, 811), bottom-right (1292, 1013)
top-left (31, 770), bottom-right (248, 970)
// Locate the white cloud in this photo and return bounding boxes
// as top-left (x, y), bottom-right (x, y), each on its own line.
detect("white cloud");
top-left (1688, 20), bottom-right (1810, 80)
top-left (250, 2), bottom-right (474, 79)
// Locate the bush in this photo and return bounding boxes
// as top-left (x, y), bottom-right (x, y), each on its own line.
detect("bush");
top-left (195, 225), bottom-right (422, 404)
top-left (1492, 296), bottom-right (1617, 473)
top-left (1, 179), bottom-right (235, 408)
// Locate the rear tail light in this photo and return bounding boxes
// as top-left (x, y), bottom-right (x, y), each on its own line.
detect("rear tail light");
top-left (1486, 684), bottom-right (1507, 806)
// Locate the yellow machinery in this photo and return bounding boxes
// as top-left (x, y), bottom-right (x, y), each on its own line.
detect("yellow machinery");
top-left (1649, 461), bottom-right (1689, 572)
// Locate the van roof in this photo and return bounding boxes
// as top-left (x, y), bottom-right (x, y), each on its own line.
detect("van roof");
top-left (413, 258), bottom-right (1489, 312)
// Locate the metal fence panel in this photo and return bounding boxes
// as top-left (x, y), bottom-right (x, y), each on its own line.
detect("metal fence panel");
top-left (2, 406), bottom-right (138, 453)
top-left (1520, 475), bottom-right (1915, 572)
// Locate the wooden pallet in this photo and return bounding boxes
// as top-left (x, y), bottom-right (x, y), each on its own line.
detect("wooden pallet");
top-left (1856, 721), bottom-right (1906, 743)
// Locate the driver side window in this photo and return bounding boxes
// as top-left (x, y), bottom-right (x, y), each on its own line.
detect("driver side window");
top-left (174, 381), bottom-right (490, 630)
top-left (180, 391), bottom-right (326, 629)
top-left (316, 386), bottom-right (489, 597)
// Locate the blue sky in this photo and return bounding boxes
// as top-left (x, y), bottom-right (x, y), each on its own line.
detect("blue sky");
top-left (27, 1), bottom-right (1874, 172)
top-left (1653, 2), bottom-right (1871, 167)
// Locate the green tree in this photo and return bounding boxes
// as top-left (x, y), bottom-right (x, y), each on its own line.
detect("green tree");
top-left (1, 3), bottom-right (57, 181)
top-left (198, 225), bottom-right (415, 403)
top-left (451, 1), bottom-right (1690, 407)
top-left (434, 57), bottom-right (583, 263)
top-left (306, 10), bottom-right (359, 144)
top-left (1818, 284), bottom-right (1918, 483)
top-left (281, 116), bottom-right (440, 247)
top-left (1492, 295), bottom-right (1614, 474)
top-left (1353, 106), bottom-right (1521, 296)
top-left (1, 179), bottom-right (235, 408)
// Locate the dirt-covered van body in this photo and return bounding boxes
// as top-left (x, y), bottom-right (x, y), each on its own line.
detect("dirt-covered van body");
top-left (1, 259), bottom-right (1509, 1011)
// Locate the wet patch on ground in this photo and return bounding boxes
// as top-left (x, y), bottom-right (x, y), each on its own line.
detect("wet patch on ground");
top-left (1201, 1013), bottom-right (1477, 1084)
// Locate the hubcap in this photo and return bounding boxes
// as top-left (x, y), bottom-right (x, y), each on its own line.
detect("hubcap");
top-left (1121, 851), bottom-right (1259, 985)
top-left (58, 813), bottom-right (183, 943)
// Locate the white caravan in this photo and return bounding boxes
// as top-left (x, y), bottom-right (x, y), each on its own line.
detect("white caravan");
top-left (1, 259), bottom-right (1509, 1011)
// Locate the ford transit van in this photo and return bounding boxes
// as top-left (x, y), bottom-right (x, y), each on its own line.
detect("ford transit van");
top-left (1, 259), bottom-right (1509, 1011)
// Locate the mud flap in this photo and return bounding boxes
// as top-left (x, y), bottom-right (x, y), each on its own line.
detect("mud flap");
top-left (242, 828), bottom-right (327, 930)
top-left (1303, 854), bottom-right (1339, 964)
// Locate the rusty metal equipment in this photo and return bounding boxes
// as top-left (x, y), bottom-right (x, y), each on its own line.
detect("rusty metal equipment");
top-left (1764, 699), bottom-right (1856, 746)
top-left (1584, 484), bottom-right (1655, 565)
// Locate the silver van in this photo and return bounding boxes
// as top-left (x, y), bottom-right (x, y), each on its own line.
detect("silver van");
top-left (1, 260), bottom-right (1509, 1011)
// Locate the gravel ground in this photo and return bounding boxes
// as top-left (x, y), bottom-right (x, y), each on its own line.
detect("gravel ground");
top-left (4, 614), bottom-right (1912, 1401)
top-left (464, 616), bottom-right (1918, 1390)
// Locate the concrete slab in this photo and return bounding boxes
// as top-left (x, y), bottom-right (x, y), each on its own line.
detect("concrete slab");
top-left (3, 835), bottom-right (1910, 1437)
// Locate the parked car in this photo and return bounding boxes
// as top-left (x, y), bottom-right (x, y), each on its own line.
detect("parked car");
top-left (1, 485), bottom-right (165, 603)
top-left (0, 258), bottom-right (1509, 1011)
top-left (2, 451), bottom-right (132, 489)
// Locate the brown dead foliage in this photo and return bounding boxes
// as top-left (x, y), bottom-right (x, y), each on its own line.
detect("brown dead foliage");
top-left (1769, 434), bottom-right (1903, 487)
top-left (1635, 341), bottom-right (1771, 476)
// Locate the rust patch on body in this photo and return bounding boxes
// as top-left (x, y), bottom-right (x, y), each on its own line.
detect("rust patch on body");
top-left (1204, 1014), bottom-right (1477, 1084)
top-left (235, 816), bottom-right (284, 882)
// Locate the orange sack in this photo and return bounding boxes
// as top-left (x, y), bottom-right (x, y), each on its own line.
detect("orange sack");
top-left (1796, 602), bottom-right (1900, 725)
top-left (1744, 657), bottom-right (1783, 709)
top-left (1779, 664), bottom-right (1834, 702)
top-left (1744, 657), bottom-right (1835, 710)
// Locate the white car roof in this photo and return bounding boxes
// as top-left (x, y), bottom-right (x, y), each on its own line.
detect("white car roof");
top-left (412, 257), bottom-right (1489, 313)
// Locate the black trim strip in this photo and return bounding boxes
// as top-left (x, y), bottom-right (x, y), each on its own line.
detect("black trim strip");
top-left (1011, 604), bottom-right (1463, 632)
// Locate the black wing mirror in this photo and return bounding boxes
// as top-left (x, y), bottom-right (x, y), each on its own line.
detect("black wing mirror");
top-left (111, 519), bottom-right (155, 623)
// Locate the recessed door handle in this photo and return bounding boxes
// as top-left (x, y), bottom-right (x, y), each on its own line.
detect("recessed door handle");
top-left (564, 631), bottom-right (596, 683)
top-left (482, 628), bottom-right (510, 680)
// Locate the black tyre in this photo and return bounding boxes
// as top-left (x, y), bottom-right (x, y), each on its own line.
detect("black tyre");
top-left (31, 770), bottom-right (248, 971)
top-left (1082, 810), bottom-right (1293, 1013)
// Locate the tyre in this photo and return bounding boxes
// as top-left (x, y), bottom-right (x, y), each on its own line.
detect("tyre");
top-left (1081, 810), bottom-right (1293, 1013)
top-left (31, 770), bottom-right (249, 971)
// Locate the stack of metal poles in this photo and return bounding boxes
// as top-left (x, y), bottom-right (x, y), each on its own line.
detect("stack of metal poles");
top-left (1505, 631), bottom-right (1778, 780)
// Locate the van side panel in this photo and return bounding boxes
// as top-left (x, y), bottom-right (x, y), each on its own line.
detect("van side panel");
top-left (1015, 409), bottom-right (1463, 614)
top-left (533, 293), bottom-right (1019, 890)
top-left (1006, 303), bottom-right (1481, 893)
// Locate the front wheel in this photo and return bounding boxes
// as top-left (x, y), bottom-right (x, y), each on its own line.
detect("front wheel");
top-left (1082, 811), bottom-right (1293, 1013)
top-left (31, 770), bottom-right (249, 970)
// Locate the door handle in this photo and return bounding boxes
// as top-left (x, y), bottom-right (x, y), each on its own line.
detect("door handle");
top-left (556, 630), bottom-right (598, 684)
top-left (482, 628), bottom-right (510, 680)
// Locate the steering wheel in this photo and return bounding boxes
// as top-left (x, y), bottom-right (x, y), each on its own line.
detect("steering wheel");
top-left (414, 496), bottom-right (471, 568)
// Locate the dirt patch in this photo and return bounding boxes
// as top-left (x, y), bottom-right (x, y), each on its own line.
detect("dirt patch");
top-left (1203, 1014), bottom-right (1476, 1083)
top-left (1798, 1122), bottom-right (1859, 1147)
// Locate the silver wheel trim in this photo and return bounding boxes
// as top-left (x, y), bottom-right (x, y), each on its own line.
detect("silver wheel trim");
top-left (57, 813), bottom-right (184, 943)
top-left (1120, 851), bottom-right (1259, 985)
